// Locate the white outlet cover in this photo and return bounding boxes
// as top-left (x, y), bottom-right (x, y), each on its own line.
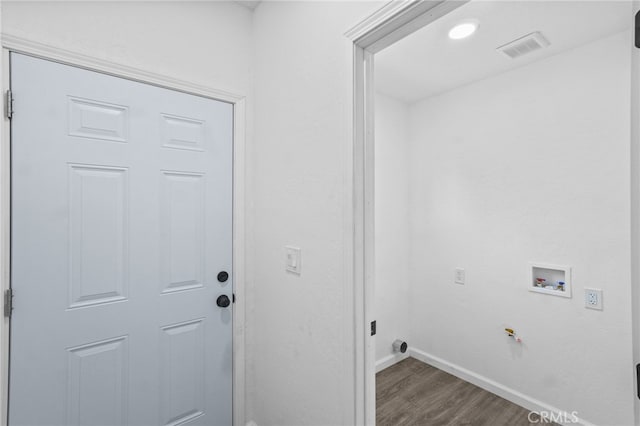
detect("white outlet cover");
top-left (454, 268), bottom-right (465, 285)
top-left (285, 246), bottom-right (301, 274)
top-left (584, 288), bottom-right (603, 310)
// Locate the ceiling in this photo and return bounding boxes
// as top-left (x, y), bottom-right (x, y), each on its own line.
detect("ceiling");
top-left (375, 0), bottom-right (631, 104)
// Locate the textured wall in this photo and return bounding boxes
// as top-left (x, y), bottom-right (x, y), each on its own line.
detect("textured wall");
top-left (250, 2), bottom-right (382, 424)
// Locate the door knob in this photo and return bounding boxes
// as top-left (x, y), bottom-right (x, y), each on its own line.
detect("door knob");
top-left (216, 295), bottom-right (231, 308)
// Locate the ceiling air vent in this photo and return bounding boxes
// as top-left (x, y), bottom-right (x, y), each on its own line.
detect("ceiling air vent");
top-left (497, 32), bottom-right (550, 59)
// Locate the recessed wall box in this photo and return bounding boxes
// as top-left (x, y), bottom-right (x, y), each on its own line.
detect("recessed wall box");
top-left (528, 262), bottom-right (571, 298)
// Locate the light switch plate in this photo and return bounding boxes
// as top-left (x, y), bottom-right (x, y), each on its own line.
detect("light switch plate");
top-left (285, 246), bottom-right (301, 274)
top-left (454, 268), bottom-right (465, 285)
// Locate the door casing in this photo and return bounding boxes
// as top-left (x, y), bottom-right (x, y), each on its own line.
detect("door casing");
top-left (0, 34), bottom-right (248, 426)
top-left (345, 2), bottom-right (470, 423)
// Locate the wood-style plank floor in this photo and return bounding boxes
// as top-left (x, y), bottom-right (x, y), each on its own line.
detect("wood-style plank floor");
top-left (377, 357), bottom-right (555, 426)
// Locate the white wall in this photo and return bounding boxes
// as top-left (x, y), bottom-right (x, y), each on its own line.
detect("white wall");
top-left (401, 31), bottom-right (633, 425)
top-left (250, 2), bottom-right (383, 425)
top-left (374, 93), bottom-right (411, 368)
top-left (1, 1), bottom-right (253, 95)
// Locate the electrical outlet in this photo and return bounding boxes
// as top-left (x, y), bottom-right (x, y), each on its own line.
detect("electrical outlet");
top-left (584, 288), bottom-right (603, 310)
top-left (454, 268), bottom-right (465, 285)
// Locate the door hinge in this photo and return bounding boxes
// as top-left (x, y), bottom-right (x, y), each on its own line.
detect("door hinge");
top-left (5, 90), bottom-right (13, 120)
top-left (4, 289), bottom-right (13, 318)
top-left (636, 364), bottom-right (640, 399)
top-left (636, 11), bottom-right (640, 48)
top-left (371, 320), bottom-right (376, 336)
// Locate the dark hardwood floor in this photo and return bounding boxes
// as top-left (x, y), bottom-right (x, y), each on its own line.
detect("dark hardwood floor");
top-left (376, 357), bottom-right (556, 426)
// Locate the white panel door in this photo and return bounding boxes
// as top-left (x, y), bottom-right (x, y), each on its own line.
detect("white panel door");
top-left (9, 53), bottom-right (233, 426)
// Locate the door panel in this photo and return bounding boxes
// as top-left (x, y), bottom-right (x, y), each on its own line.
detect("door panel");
top-left (9, 53), bottom-right (233, 426)
top-left (67, 336), bottom-right (129, 426)
top-left (160, 319), bottom-right (206, 425)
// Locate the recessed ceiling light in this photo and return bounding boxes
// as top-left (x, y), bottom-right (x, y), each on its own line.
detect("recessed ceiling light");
top-left (448, 21), bottom-right (478, 40)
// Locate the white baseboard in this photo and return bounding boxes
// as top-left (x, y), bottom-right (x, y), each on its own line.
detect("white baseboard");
top-left (375, 352), bottom-right (410, 373)
top-left (245, 421), bottom-right (258, 426)
top-left (408, 348), bottom-right (595, 426)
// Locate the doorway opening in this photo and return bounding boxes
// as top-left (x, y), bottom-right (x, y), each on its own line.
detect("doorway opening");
top-left (350, 1), bottom-right (636, 425)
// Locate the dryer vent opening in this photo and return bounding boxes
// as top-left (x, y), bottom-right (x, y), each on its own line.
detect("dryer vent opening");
top-left (392, 339), bottom-right (408, 354)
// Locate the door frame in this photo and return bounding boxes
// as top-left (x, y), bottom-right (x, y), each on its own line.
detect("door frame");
top-left (348, 1), bottom-right (640, 425)
top-left (0, 34), bottom-right (248, 426)
top-left (345, 2), bottom-right (470, 423)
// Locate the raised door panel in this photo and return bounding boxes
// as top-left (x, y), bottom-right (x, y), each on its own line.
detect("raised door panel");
top-left (68, 97), bottom-right (129, 143)
top-left (160, 171), bottom-right (205, 294)
top-left (67, 336), bottom-right (129, 426)
top-left (69, 165), bottom-right (129, 308)
top-left (160, 319), bottom-right (205, 425)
